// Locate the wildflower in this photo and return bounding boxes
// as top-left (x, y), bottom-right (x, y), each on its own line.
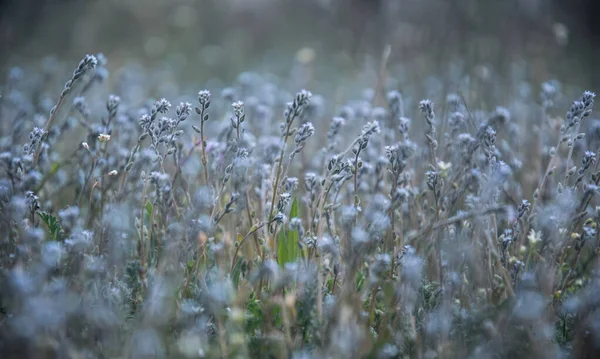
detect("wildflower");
top-left (361, 120), bottom-right (380, 138)
top-left (541, 80), bottom-right (559, 108)
top-left (438, 161), bottom-right (452, 171)
top-left (81, 142), bottom-right (90, 151)
top-left (154, 98), bottom-right (172, 114)
top-left (107, 95), bottom-right (121, 115)
top-left (517, 200), bottom-right (531, 219)
top-left (285, 89), bottom-right (312, 119)
top-left (398, 117), bottom-right (411, 137)
top-left (292, 122), bottom-right (315, 156)
top-left (197, 90), bottom-right (211, 107)
top-left (175, 102), bottom-right (192, 122)
top-left (230, 101), bottom-right (246, 131)
top-left (527, 229), bottom-right (541, 245)
top-left (277, 192), bottom-right (292, 212)
top-left (419, 99), bottom-right (435, 124)
top-left (98, 133), bottom-right (111, 142)
top-left (108, 170), bottom-right (118, 176)
top-left (565, 91), bottom-right (595, 129)
top-left (387, 90), bottom-right (404, 116)
top-left (284, 177), bottom-right (299, 192)
top-left (231, 101), bottom-right (244, 118)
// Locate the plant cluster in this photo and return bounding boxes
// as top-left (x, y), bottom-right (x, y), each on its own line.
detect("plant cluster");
top-left (0, 53), bottom-right (598, 358)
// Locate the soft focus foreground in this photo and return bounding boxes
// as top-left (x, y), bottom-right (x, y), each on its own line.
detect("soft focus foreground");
top-left (1, 1), bottom-right (600, 359)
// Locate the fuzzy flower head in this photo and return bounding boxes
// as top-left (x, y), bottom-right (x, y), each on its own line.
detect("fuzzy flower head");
top-left (419, 99), bottom-right (435, 124)
top-left (565, 91), bottom-right (595, 129)
top-left (197, 90), bottom-right (211, 106)
top-left (285, 89), bottom-right (313, 119)
top-left (387, 90), bottom-right (403, 109)
top-left (153, 98), bottom-right (172, 114)
top-left (29, 127), bottom-right (46, 141)
top-left (107, 95), bottom-right (121, 111)
top-left (284, 177), bottom-right (299, 192)
top-left (398, 116), bottom-right (411, 136)
top-left (361, 121), bottom-right (381, 138)
top-left (295, 122), bottom-right (315, 145)
top-left (277, 192), bottom-right (292, 212)
top-left (582, 91), bottom-right (596, 108)
top-left (332, 116), bottom-right (345, 128)
top-left (446, 93), bottom-right (462, 110)
top-left (176, 102), bottom-right (192, 122)
top-left (75, 54), bottom-right (97, 77)
top-left (582, 150), bottom-right (597, 170)
top-left (356, 120), bottom-right (380, 151)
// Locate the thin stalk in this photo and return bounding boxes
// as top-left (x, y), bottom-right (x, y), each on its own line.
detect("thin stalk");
top-left (268, 113), bottom-right (293, 225)
top-left (199, 107), bottom-right (210, 186)
top-left (279, 310), bottom-right (292, 356)
top-left (245, 189), bottom-right (262, 255)
top-left (139, 180), bottom-right (149, 272)
top-left (230, 222), bottom-right (265, 271)
top-left (531, 115), bottom-right (563, 211)
top-left (564, 123), bottom-right (581, 181)
top-left (79, 153), bottom-right (99, 206)
top-left (353, 149), bottom-right (360, 228)
top-left (35, 148), bottom-right (79, 193)
top-left (33, 58), bottom-right (96, 167)
top-left (309, 136), bottom-right (363, 235)
top-left (32, 95), bottom-right (68, 168)
top-left (389, 172), bottom-right (401, 276)
top-left (368, 286), bottom-right (378, 326)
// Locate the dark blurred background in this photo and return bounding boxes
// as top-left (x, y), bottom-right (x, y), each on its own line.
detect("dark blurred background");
top-left (1, 0), bottom-right (599, 87)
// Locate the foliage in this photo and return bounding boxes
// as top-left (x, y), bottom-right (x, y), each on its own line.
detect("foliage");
top-left (0, 46), bottom-right (599, 359)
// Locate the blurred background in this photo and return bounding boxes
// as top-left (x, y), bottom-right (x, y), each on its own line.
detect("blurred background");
top-left (1, 0), bottom-right (599, 94)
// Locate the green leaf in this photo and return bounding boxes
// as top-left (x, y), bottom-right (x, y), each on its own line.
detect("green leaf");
top-left (245, 293), bottom-right (263, 333)
top-left (288, 197), bottom-right (299, 261)
top-left (231, 257), bottom-right (243, 287)
top-left (356, 270), bottom-right (365, 291)
top-left (49, 162), bottom-right (60, 175)
top-left (145, 201), bottom-right (153, 226)
top-left (277, 198), bottom-right (300, 267)
top-left (145, 201), bottom-right (153, 218)
top-left (277, 229), bottom-right (289, 267)
top-left (37, 211), bottom-right (62, 241)
top-left (290, 197), bottom-right (299, 218)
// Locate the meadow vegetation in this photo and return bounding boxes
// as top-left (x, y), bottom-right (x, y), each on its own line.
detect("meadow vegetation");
top-left (0, 50), bottom-right (598, 358)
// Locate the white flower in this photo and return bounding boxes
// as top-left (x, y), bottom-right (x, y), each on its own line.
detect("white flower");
top-left (81, 142), bottom-right (89, 151)
top-left (98, 133), bottom-right (111, 142)
top-left (527, 229), bottom-right (541, 245)
top-left (437, 161), bottom-right (452, 171)
top-left (108, 170), bottom-right (118, 176)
